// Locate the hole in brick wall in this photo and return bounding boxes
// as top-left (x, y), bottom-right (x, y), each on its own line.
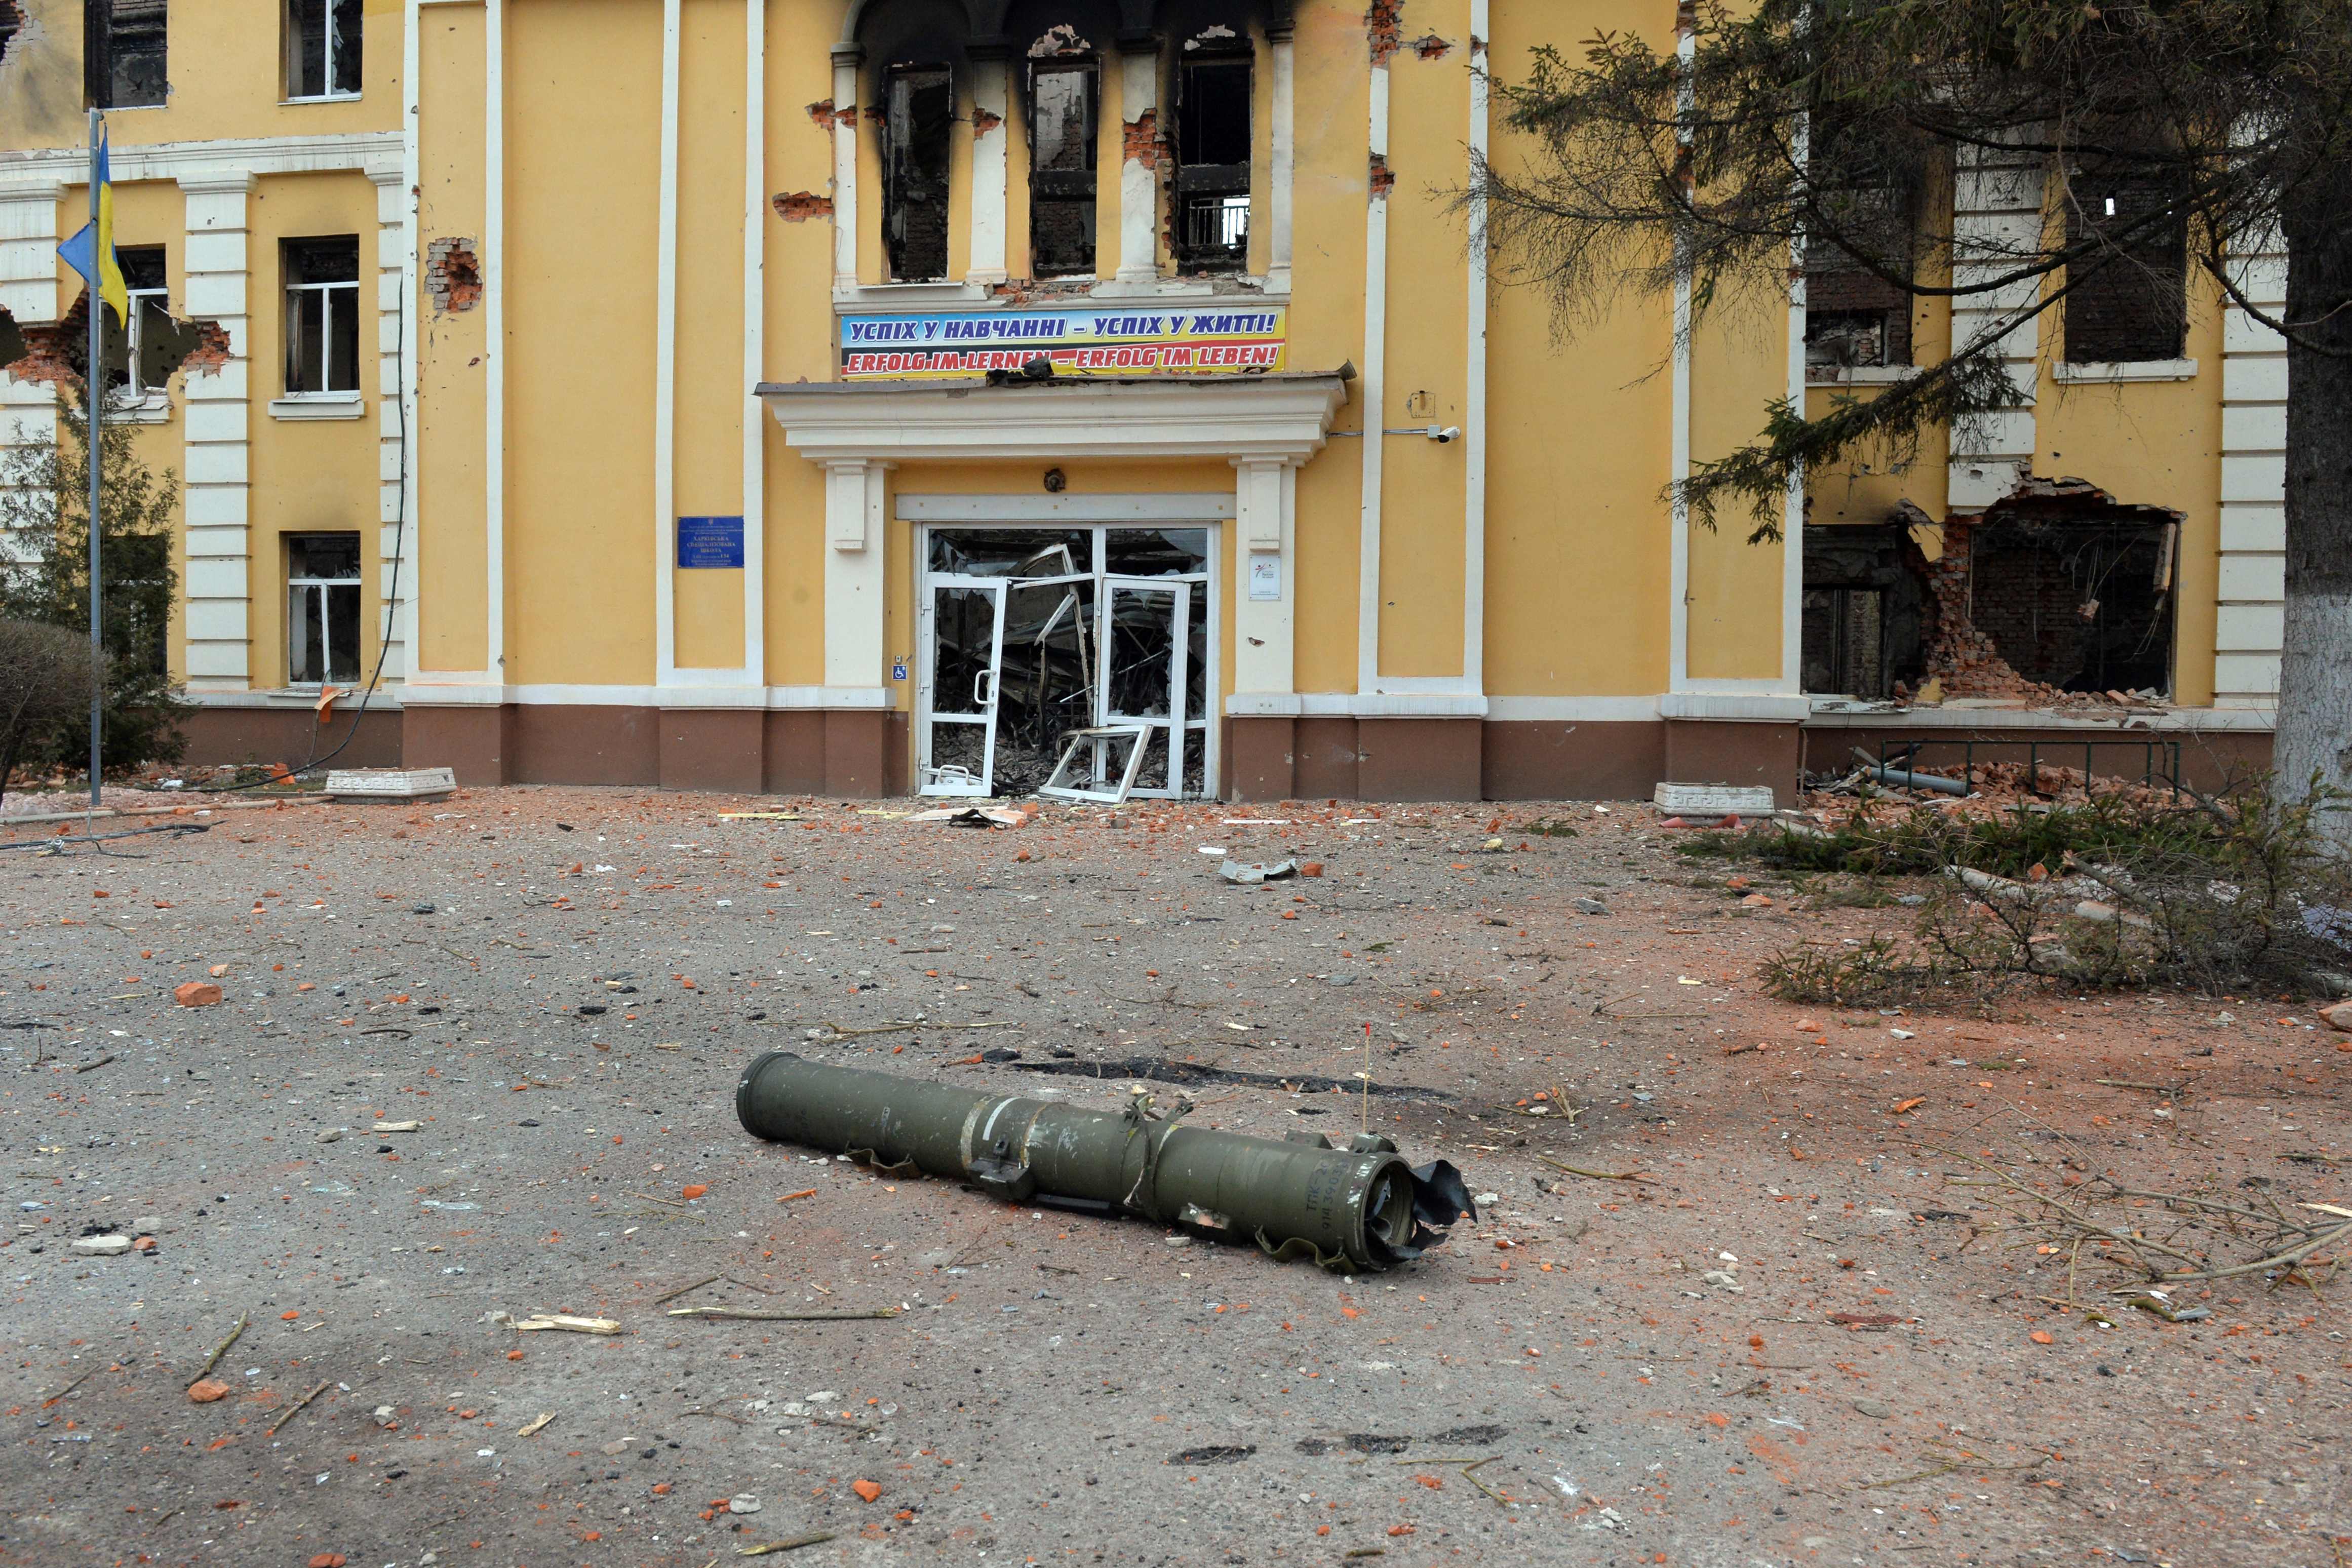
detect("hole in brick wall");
top-left (1808, 481), bottom-right (2181, 707)
top-left (426, 239), bottom-right (481, 313)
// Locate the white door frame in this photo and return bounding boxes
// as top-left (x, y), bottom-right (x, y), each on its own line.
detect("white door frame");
top-left (914, 520), bottom-right (1221, 799)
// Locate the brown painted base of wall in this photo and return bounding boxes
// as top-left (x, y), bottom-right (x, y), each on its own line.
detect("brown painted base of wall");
top-left (1230, 717), bottom-right (1802, 803)
top-left (397, 705), bottom-right (905, 796)
top-left (175, 704), bottom-right (2273, 803)
top-left (178, 704), bottom-right (406, 772)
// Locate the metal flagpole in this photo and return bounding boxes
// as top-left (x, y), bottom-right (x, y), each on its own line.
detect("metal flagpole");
top-left (85, 108), bottom-right (102, 810)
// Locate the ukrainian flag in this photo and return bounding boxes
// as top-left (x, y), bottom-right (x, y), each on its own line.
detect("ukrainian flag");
top-left (58, 127), bottom-right (131, 328)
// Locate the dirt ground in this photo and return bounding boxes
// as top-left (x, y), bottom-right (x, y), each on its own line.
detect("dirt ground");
top-left (2, 786), bottom-right (2345, 1568)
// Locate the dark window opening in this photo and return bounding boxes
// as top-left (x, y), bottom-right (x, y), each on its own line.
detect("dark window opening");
top-left (1802, 524), bottom-right (1929, 699)
top-left (1028, 60), bottom-right (1097, 277)
top-left (2064, 160), bottom-right (2189, 364)
top-left (287, 0), bottom-right (362, 99)
top-left (1, 4), bottom-right (22, 68)
top-left (1173, 53), bottom-right (1251, 272)
top-left (287, 532), bottom-right (362, 686)
top-left (883, 65), bottom-right (954, 283)
top-left (86, 0), bottom-right (168, 109)
top-left (283, 237), bottom-right (361, 395)
top-left (1802, 145), bottom-right (1919, 374)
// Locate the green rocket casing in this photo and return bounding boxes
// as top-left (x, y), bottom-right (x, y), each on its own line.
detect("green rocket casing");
top-left (735, 1052), bottom-right (1473, 1271)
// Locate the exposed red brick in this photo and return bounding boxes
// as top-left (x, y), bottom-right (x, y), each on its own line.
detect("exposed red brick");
top-left (180, 319), bottom-right (232, 376)
top-left (807, 99), bottom-right (847, 133)
top-left (1412, 33), bottom-right (1452, 60)
top-left (1122, 109), bottom-right (1161, 170)
top-left (863, 104), bottom-right (887, 127)
top-left (4, 293), bottom-right (88, 389)
top-left (771, 191), bottom-right (835, 223)
top-left (1908, 513), bottom-right (2064, 703)
top-left (426, 238), bottom-right (481, 313)
top-left (1366, 0), bottom-right (1403, 66)
top-left (973, 106), bottom-right (1003, 139)
top-left (1368, 152), bottom-right (1394, 199)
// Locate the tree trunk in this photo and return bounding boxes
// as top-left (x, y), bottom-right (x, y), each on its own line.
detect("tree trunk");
top-left (2275, 162), bottom-right (2352, 841)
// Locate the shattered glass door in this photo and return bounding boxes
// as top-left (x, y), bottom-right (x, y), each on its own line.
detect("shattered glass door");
top-left (920, 581), bottom-right (1008, 796)
top-left (1100, 580), bottom-right (1193, 797)
top-left (919, 526), bottom-right (1214, 799)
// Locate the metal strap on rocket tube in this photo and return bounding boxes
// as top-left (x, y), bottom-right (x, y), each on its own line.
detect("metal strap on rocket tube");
top-left (735, 1051), bottom-right (1475, 1272)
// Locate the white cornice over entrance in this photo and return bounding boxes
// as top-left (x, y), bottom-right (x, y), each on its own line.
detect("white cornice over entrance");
top-left (759, 372), bottom-right (1349, 715)
top-left (755, 372), bottom-right (1351, 463)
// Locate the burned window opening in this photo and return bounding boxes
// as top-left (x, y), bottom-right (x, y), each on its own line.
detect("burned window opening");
top-left (3, 286), bottom-right (220, 394)
top-left (1802, 137), bottom-right (1922, 374)
top-left (1029, 58), bottom-right (1099, 278)
top-left (86, 0), bottom-right (167, 109)
top-left (1802, 523), bottom-right (1930, 700)
top-left (108, 245), bottom-right (173, 399)
top-left (2063, 154), bottom-right (2189, 364)
top-left (1173, 51), bottom-right (1251, 272)
top-left (0, 3), bottom-right (21, 69)
top-left (883, 65), bottom-right (955, 283)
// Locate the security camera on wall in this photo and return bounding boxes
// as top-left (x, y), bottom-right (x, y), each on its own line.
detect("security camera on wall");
top-left (1430, 425), bottom-right (1462, 443)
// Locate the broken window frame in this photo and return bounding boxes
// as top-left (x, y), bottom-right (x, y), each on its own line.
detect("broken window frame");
top-left (1172, 50), bottom-right (1253, 274)
top-left (285, 532), bottom-right (362, 688)
top-left (916, 525), bottom-right (1217, 801)
top-left (1027, 56), bottom-right (1100, 279)
top-left (284, 0), bottom-right (363, 102)
top-left (882, 63), bottom-right (956, 284)
top-left (86, 0), bottom-right (168, 110)
top-left (282, 237), bottom-right (362, 398)
top-left (101, 246), bottom-right (173, 404)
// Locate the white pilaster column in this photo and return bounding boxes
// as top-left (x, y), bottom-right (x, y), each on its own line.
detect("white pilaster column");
top-left (368, 161), bottom-right (410, 687)
top-left (0, 182), bottom-right (64, 573)
top-left (823, 459), bottom-right (889, 688)
top-left (968, 45), bottom-right (1010, 285)
top-left (2216, 226), bottom-right (2287, 709)
top-left (179, 173), bottom-right (257, 691)
top-left (1232, 457), bottom-right (1294, 699)
top-left (1945, 141), bottom-right (2043, 513)
top-left (1115, 34), bottom-right (1160, 284)
top-left (831, 46), bottom-right (863, 293)
top-left (1266, 25), bottom-right (1293, 295)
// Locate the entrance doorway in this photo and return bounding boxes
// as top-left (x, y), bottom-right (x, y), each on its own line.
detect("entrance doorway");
top-left (916, 524), bottom-right (1217, 799)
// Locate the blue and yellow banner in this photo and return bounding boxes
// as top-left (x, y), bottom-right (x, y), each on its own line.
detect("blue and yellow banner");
top-left (839, 305), bottom-right (1287, 380)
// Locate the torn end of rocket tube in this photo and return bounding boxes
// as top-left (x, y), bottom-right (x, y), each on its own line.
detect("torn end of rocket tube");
top-left (734, 1051), bottom-right (1474, 1272)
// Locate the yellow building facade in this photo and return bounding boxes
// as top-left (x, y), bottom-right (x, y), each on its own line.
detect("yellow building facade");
top-left (0, 1), bottom-right (2277, 800)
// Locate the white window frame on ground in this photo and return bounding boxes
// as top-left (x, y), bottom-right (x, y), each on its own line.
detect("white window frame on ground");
top-left (282, 237), bottom-right (362, 400)
top-left (914, 522), bottom-right (1219, 801)
top-left (284, 0), bottom-right (362, 101)
top-left (286, 533), bottom-right (363, 688)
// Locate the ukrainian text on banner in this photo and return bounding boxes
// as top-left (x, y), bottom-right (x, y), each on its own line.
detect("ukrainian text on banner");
top-left (839, 307), bottom-right (1287, 380)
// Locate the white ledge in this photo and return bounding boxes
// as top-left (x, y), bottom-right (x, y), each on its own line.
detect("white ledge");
top-left (1804, 699), bottom-right (2273, 732)
top-left (1805, 364), bottom-right (1920, 386)
top-left (1659, 691), bottom-right (1811, 722)
top-left (2054, 358), bottom-right (2199, 383)
top-left (269, 394), bottom-right (364, 421)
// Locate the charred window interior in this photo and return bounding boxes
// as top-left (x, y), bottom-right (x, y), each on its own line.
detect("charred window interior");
top-left (0, 6), bottom-right (21, 67)
top-left (287, 0), bottom-right (363, 100)
top-left (1802, 137), bottom-right (1919, 374)
top-left (86, 0), bottom-right (168, 109)
top-left (1802, 524), bottom-right (1928, 699)
top-left (286, 532), bottom-right (362, 687)
top-left (884, 65), bottom-right (954, 283)
top-left (1029, 60), bottom-right (1099, 277)
top-left (1174, 53), bottom-right (1251, 272)
top-left (2064, 156), bottom-right (2189, 364)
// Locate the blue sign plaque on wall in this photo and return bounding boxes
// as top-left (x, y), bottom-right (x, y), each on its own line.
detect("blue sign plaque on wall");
top-left (676, 516), bottom-right (745, 569)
